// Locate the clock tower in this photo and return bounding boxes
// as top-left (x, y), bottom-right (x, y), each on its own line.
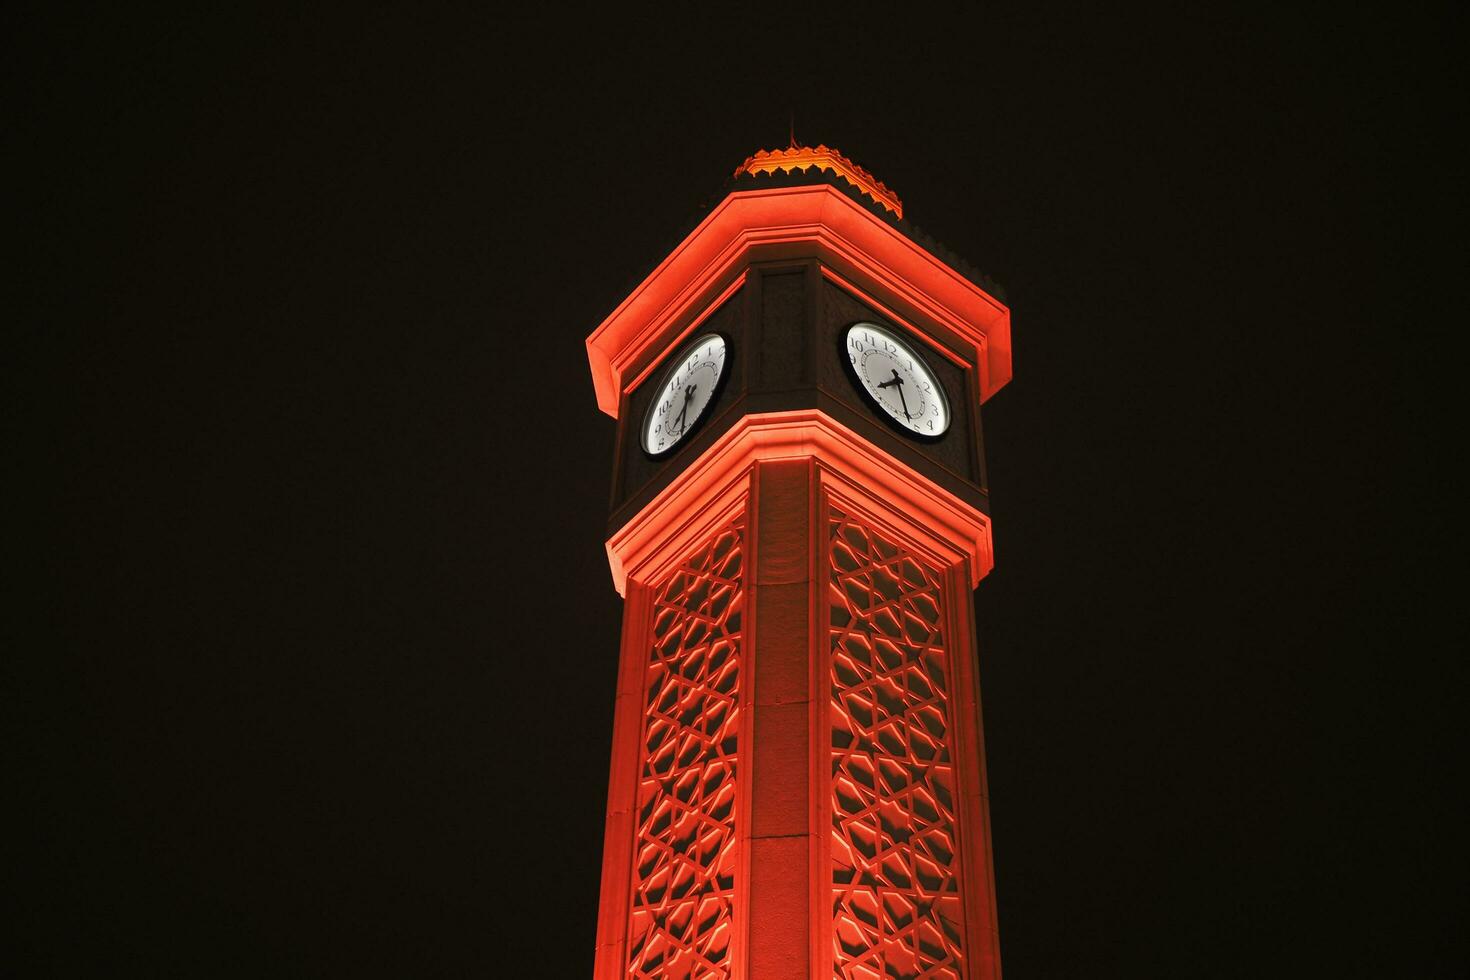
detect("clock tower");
top-left (586, 145), bottom-right (1012, 980)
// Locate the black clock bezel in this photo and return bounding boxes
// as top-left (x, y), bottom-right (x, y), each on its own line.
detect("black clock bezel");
top-left (639, 331), bottom-right (734, 459)
top-left (838, 320), bottom-right (952, 444)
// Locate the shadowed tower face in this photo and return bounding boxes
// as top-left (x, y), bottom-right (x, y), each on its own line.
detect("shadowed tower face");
top-left (585, 144), bottom-right (1013, 980)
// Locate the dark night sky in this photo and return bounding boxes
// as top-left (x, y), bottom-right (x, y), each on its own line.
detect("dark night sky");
top-left (12, 6), bottom-right (1455, 978)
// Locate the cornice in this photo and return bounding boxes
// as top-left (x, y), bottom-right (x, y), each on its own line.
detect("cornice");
top-left (734, 144), bottom-right (904, 218)
top-left (605, 410), bottom-right (994, 596)
top-left (586, 184), bottom-right (1012, 419)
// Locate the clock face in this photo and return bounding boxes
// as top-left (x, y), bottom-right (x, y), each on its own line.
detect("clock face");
top-left (640, 333), bottom-right (729, 456)
top-left (843, 322), bottom-right (951, 438)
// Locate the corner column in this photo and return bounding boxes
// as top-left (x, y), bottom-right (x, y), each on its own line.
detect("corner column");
top-left (592, 582), bottom-right (654, 979)
top-left (745, 458), bottom-right (818, 978)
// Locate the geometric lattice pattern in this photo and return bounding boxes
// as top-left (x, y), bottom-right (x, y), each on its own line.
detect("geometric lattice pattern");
top-left (828, 509), bottom-right (966, 980)
top-left (628, 517), bottom-right (745, 979)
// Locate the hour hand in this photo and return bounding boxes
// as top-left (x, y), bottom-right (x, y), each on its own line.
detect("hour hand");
top-left (879, 369), bottom-right (911, 419)
top-left (675, 384), bottom-right (697, 431)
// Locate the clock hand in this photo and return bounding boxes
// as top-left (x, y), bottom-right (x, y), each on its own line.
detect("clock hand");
top-left (879, 369), bottom-right (912, 420)
top-left (674, 383), bottom-right (697, 432)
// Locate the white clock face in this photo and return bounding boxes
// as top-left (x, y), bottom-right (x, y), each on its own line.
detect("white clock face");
top-left (641, 333), bottom-right (728, 455)
top-left (844, 322), bottom-right (951, 437)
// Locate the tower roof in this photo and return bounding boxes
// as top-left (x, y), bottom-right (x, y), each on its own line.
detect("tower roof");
top-left (735, 144), bottom-right (904, 219)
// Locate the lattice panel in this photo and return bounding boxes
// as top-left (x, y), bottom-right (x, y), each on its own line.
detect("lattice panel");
top-left (828, 509), bottom-right (967, 979)
top-left (627, 518), bottom-right (745, 979)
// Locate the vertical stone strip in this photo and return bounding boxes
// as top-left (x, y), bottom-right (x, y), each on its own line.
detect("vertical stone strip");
top-left (747, 459), bottom-right (815, 979)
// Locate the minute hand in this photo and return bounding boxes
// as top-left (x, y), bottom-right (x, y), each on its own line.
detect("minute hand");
top-left (674, 383), bottom-right (697, 432)
top-left (877, 369), bottom-right (911, 420)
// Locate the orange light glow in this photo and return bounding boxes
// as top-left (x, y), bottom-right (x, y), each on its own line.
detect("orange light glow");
top-left (585, 184), bottom-right (1011, 419)
top-left (735, 144), bottom-right (904, 218)
top-left (592, 410), bottom-right (1003, 979)
top-left (590, 163), bottom-right (1008, 980)
top-left (604, 409), bottom-right (994, 595)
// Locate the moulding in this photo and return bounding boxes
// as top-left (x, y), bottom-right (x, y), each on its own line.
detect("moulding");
top-left (586, 185), bottom-right (1011, 418)
top-left (606, 410), bottom-right (994, 595)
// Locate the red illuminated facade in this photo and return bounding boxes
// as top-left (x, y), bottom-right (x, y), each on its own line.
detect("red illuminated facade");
top-left (588, 148), bottom-right (1011, 979)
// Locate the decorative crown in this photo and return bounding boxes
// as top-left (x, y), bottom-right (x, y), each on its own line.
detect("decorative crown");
top-left (734, 144), bottom-right (903, 219)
